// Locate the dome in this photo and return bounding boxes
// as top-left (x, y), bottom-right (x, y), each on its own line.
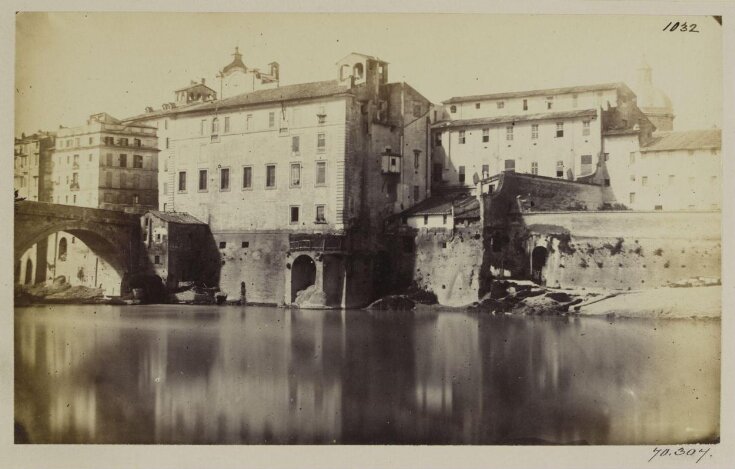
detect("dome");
top-left (635, 56), bottom-right (673, 112)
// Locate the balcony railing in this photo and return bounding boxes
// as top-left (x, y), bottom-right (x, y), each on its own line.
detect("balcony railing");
top-left (289, 234), bottom-right (345, 252)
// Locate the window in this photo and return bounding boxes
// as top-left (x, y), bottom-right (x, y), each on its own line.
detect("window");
top-left (75, 137), bottom-right (80, 147)
top-left (475, 103), bottom-right (481, 109)
top-left (506, 125), bottom-right (513, 141)
top-left (291, 136), bottom-right (300, 154)
top-left (224, 116), bottom-right (230, 133)
top-left (413, 185), bottom-right (420, 201)
top-left (531, 124), bottom-right (539, 139)
top-left (556, 161), bottom-right (564, 178)
top-left (178, 171), bottom-right (187, 192)
top-left (133, 155), bottom-right (143, 168)
top-left (546, 97), bottom-right (554, 109)
top-left (104, 193), bottom-right (113, 203)
top-left (246, 114), bottom-right (253, 130)
top-left (133, 194), bottom-right (140, 204)
top-left (220, 168), bottom-right (230, 190)
top-left (459, 130), bottom-right (466, 144)
top-left (414, 151), bottom-right (420, 169)
top-left (290, 163), bottom-right (301, 187)
top-left (242, 241), bottom-right (249, 248)
top-left (642, 176), bottom-right (648, 186)
top-left (497, 101), bottom-right (504, 109)
top-left (105, 172), bottom-right (112, 187)
top-left (88, 154), bottom-right (93, 162)
top-left (164, 119), bottom-right (168, 130)
top-left (654, 205), bottom-right (663, 211)
top-left (315, 161), bottom-right (327, 186)
top-left (211, 117), bottom-right (219, 134)
top-left (556, 122), bottom-right (564, 138)
top-left (119, 138), bottom-right (128, 146)
top-left (531, 161), bottom-right (538, 175)
top-left (317, 133), bottom-right (326, 152)
top-left (119, 173), bottom-right (127, 188)
top-left (423, 215), bottom-right (429, 225)
top-left (583, 120), bottom-right (590, 136)
top-left (458, 166), bottom-right (466, 184)
top-left (315, 205), bottom-right (326, 223)
top-left (504, 159), bottom-right (515, 172)
top-left (450, 105), bottom-right (457, 114)
top-left (482, 128), bottom-right (489, 143)
top-left (119, 154), bottom-right (127, 167)
top-left (88, 137), bottom-right (94, 145)
top-left (629, 192), bottom-right (636, 204)
top-left (219, 241), bottom-right (227, 249)
top-left (242, 166), bottom-right (252, 189)
top-left (581, 154), bottom-right (593, 174)
top-left (73, 154), bottom-right (79, 167)
top-left (133, 138), bottom-right (141, 147)
top-left (523, 99), bottom-right (528, 111)
top-left (266, 164), bottom-right (276, 188)
top-left (434, 133), bottom-right (442, 146)
top-left (198, 169), bottom-right (208, 191)
top-left (290, 206), bottom-right (300, 224)
top-left (629, 152), bottom-right (636, 164)
top-left (133, 174), bottom-right (140, 188)
top-left (443, 214), bottom-right (448, 225)
top-left (269, 112), bottom-right (275, 128)
top-left (165, 137), bottom-right (170, 149)
top-left (154, 255), bottom-right (161, 265)
top-left (482, 164), bottom-right (489, 178)
top-left (200, 120), bottom-right (206, 135)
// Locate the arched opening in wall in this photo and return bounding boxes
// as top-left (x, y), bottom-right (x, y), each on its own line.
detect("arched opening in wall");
top-left (58, 237), bottom-right (68, 261)
top-left (531, 246), bottom-right (548, 285)
top-left (291, 255), bottom-right (316, 302)
top-left (24, 258), bottom-right (34, 285)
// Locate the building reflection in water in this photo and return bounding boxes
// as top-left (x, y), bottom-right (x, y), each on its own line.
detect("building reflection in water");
top-left (14, 305), bottom-right (720, 444)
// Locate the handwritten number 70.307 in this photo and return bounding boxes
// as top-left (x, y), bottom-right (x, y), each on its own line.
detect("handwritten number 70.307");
top-left (663, 21), bottom-right (700, 32)
top-left (648, 447), bottom-right (711, 464)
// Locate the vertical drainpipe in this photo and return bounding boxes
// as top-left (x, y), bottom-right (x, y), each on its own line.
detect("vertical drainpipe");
top-left (426, 116), bottom-right (430, 199)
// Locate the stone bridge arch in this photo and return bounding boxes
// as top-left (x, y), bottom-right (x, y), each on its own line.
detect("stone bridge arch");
top-left (14, 201), bottom-right (141, 288)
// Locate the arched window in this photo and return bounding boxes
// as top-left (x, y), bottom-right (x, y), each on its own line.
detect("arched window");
top-left (450, 105), bottom-right (457, 114)
top-left (353, 63), bottom-right (364, 79)
top-left (340, 64), bottom-right (350, 81)
top-left (58, 237), bottom-right (68, 261)
top-left (211, 117), bottom-right (219, 134)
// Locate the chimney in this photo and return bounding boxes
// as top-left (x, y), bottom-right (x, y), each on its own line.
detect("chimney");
top-left (201, 78), bottom-right (206, 85)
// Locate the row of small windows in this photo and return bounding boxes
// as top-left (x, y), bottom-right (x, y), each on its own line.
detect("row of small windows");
top-left (57, 153), bottom-right (150, 169)
top-left (198, 109), bottom-right (328, 136)
top-left (172, 162), bottom-right (329, 193)
top-left (629, 149), bottom-right (719, 164)
top-left (455, 157), bottom-right (593, 183)
top-left (450, 92), bottom-right (605, 114)
top-left (638, 175), bottom-right (718, 187)
top-left (62, 136), bottom-right (146, 148)
top-left (449, 121), bottom-right (590, 145)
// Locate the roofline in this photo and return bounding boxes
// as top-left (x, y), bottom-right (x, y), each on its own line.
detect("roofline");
top-left (443, 82), bottom-right (634, 105)
top-left (174, 83), bottom-right (217, 93)
top-left (431, 109), bottom-right (598, 130)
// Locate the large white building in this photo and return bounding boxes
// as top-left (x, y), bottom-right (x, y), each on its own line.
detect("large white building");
top-left (431, 82), bottom-right (655, 194)
top-left (124, 50), bottom-right (433, 307)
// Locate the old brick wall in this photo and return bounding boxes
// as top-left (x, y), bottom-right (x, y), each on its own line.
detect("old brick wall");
top-left (522, 211), bottom-right (721, 290)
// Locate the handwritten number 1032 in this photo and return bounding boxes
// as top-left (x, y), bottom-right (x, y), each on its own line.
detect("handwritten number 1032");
top-left (663, 21), bottom-right (699, 32)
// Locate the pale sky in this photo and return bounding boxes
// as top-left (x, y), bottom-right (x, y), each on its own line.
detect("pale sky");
top-left (15, 12), bottom-right (722, 136)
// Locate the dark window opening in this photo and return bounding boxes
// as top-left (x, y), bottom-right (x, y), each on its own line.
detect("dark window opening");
top-left (219, 241), bottom-right (226, 249)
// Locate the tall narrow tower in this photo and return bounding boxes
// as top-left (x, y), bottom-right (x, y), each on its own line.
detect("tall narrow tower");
top-left (634, 56), bottom-right (675, 131)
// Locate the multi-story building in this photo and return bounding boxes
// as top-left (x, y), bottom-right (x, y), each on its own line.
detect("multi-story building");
top-left (14, 131), bottom-right (55, 202)
top-left (51, 112), bottom-right (159, 213)
top-left (608, 129), bottom-right (721, 211)
top-left (125, 51), bottom-right (433, 307)
top-left (431, 82), bottom-right (654, 192)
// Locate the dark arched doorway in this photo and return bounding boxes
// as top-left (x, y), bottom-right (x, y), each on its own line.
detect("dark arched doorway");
top-left (24, 258), bottom-right (34, 285)
top-left (291, 255), bottom-right (316, 302)
top-left (58, 237), bottom-right (68, 261)
top-left (531, 246), bottom-right (548, 285)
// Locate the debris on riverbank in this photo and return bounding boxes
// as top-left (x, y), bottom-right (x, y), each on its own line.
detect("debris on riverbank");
top-left (467, 278), bottom-right (721, 319)
top-left (15, 278), bottom-right (106, 304)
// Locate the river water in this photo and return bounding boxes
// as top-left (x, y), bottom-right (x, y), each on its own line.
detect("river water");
top-left (14, 304), bottom-right (720, 445)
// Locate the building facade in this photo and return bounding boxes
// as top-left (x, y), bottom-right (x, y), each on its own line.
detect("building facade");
top-left (431, 83), bottom-right (654, 192)
top-left (14, 131), bottom-right (55, 202)
top-left (51, 112), bottom-right (159, 213)
top-left (125, 51), bottom-right (433, 307)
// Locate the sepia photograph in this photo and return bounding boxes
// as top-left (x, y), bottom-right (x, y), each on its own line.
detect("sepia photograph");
top-left (5, 3), bottom-right (734, 468)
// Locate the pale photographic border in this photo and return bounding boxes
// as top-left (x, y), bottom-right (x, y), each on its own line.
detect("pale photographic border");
top-left (1, 1), bottom-right (733, 468)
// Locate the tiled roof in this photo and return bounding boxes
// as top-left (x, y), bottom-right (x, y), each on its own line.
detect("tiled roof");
top-left (641, 129), bottom-right (721, 152)
top-left (148, 210), bottom-right (206, 225)
top-left (444, 82), bottom-right (633, 104)
top-left (432, 109), bottom-right (598, 130)
top-left (124, 80), bottom-right (352, 122)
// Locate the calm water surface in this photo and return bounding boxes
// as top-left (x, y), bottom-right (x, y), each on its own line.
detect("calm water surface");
top-left (14, 304), bottom-right (720, 445)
